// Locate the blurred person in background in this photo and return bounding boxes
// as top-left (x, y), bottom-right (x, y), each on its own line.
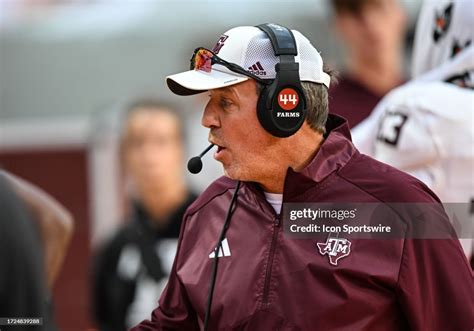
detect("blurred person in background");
top-left (0, 170), bottom-right (74, 330)
top-left (92, 99), bottom-right (197, 331)
top-left (329, 0), bottom-right (407, 128)
top-left (353, 0), bottom-right (473, 265)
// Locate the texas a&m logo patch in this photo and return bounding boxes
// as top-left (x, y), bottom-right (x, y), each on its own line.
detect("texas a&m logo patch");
top-left (317, 234), bottom-right (352, 266)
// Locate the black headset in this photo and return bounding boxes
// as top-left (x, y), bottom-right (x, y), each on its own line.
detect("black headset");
top-left (256, 23), bottom-right (307, 138)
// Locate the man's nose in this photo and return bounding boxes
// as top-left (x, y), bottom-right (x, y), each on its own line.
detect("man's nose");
top-left (201, 100), bottom-right (221, 129)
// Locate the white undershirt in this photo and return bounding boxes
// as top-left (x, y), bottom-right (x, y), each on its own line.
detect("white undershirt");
top-left (263, 192), bottom-right (283, 215)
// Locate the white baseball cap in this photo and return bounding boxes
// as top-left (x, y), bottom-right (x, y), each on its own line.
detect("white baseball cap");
top-left (166, 25), bottom-right (330, 95)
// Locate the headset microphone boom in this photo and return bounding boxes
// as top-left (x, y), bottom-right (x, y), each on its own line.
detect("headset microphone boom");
top-left (187, 143), bottom-right (215, 174)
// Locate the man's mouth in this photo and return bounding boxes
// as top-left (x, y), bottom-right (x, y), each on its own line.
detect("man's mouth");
top-left (214, 144), bottom-right (227, 159)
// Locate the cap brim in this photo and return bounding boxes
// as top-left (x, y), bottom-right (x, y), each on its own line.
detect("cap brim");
top-left (166, 69), bottom-right (249, 96)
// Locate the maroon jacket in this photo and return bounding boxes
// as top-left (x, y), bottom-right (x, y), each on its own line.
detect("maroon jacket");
top-left (131, 116), bottom-right (473, 331)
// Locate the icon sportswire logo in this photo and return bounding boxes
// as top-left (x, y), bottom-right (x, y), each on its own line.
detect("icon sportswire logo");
top-left (209, 238), bottom-right (231, 258)
top-left (248, 62), bottom-right (266, 76)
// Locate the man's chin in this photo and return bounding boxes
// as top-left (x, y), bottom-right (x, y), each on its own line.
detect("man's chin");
top-left (222, 166), bottom-right (239, 181)
top-left (222, 166), bottom-right (250, 183)
top-left (222, 167), bottom-right (233, 179)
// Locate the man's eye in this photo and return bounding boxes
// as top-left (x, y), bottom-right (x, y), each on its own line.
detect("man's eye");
top-left (220, 99), bottom-right (233, 109)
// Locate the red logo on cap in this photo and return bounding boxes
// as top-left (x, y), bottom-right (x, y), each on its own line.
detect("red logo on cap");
top-left (212, 35), bottom-right (229, 54)
top-left (277, 88), bottom-right (299, 111)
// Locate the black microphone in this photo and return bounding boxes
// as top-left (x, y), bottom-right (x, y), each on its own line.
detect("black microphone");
top-left (187, 144), bottom-right (215, 174)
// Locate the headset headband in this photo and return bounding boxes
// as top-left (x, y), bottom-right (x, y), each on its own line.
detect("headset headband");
top-left (256, 23), bottom-right (298, 56)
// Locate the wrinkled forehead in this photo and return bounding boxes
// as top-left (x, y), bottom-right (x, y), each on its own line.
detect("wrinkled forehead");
top-left (209, 80), bottom-right (257, 98)
top-left (209, 85), bottom-right (238, 97)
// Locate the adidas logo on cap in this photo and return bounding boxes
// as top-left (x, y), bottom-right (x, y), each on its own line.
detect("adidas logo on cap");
top-left (248, 61), bottom-right (266, 76)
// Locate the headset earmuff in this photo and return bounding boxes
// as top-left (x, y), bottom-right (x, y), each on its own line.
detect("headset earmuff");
top-left (256, 23), bottom-right (307, 138)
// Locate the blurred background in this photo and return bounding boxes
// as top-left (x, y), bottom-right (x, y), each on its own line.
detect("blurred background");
top-left (0, 0), bottom-right (423, 329)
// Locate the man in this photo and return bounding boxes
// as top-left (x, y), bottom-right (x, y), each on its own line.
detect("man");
top-left (353, 0), bottom-right (473, 263)
top-left (132, 24), bottom-right (472, 330)
top-left (329, 0), bottom-right (406, 128)
top-left (93, 100), bottom-right (197, 331)
top-left (0, 170), bottom-right (74, 330)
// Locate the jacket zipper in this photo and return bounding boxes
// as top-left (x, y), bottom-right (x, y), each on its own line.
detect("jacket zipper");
top-left (262, 215), bottom-right (280, 305)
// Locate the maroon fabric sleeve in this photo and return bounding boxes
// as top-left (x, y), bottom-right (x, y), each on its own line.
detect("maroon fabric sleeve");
top-left (396, 238), bottom-right (473, 330)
